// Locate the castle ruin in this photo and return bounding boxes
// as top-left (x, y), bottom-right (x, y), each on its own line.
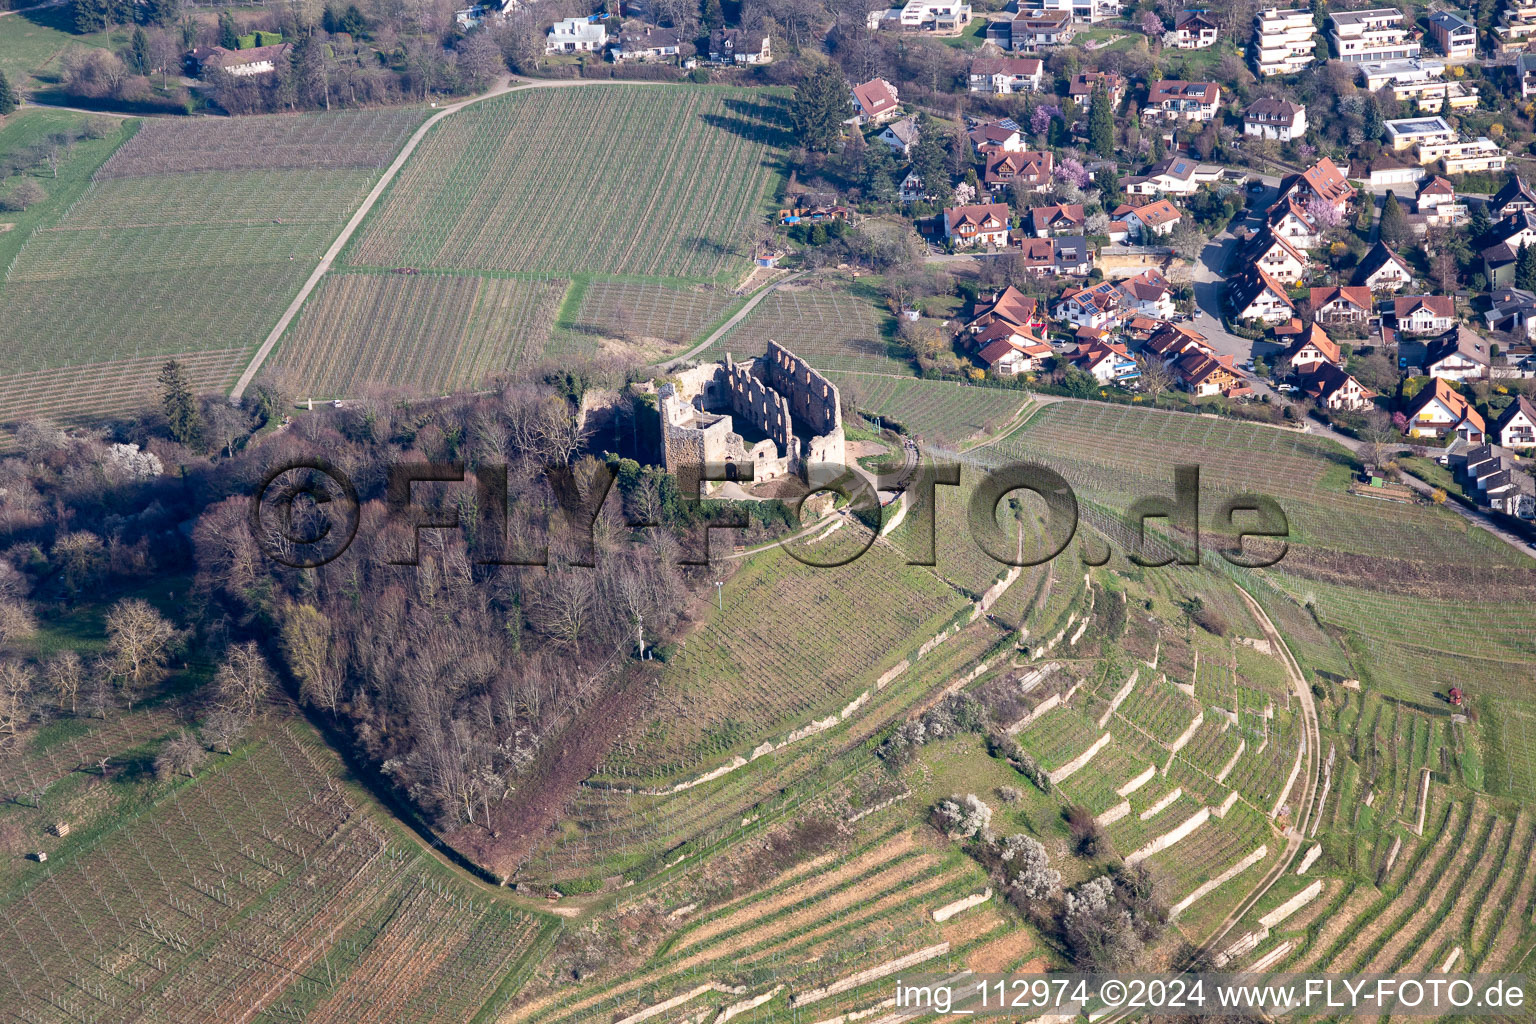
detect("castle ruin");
top-left (659, 341), bottom-right (845, 484)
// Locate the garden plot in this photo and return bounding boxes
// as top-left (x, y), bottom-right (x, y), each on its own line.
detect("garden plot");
top-left (270, 271), bottom-right (568, 397)
top-left (348, 86), bottom-right (786, 280)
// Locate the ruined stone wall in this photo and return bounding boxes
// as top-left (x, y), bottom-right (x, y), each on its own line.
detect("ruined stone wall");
top-left (726, 358), bottom-right (798, 460)
top-left (766, 340), bottom-right (842, 436)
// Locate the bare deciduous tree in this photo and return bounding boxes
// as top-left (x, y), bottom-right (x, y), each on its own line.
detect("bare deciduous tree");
top-left (46, 651), bottom-right (83, 716)
top-left (105, 598), bottom-right (179, 704)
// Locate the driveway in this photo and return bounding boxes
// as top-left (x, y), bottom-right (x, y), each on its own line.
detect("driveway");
top-left (1188, 199), bottom-right (1285, 400)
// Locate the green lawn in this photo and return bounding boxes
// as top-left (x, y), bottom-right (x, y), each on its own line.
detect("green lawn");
top-left (0, 6), bottom-right (121, 94)
top-left (0, 108), bottom-right (132, 270)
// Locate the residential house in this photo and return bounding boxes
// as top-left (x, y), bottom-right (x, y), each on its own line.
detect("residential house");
top-left (984, 149), bottom-right (1052, 190)
top-left (1385, 115), bottom-right (1456, 153)
top-left (1281, 321), bottom-right (1343, 372)
top-left (1515, 50), bottom-right (1536, 97)
top-left (1029, 203), bottom-right (1085, 236)
top-left (1353, 242), bottom-right (1415, 292)
top-left (1281, 156), bottom-right (1355, 215)
top-left (1111, 199), bottom-right (1181, 242)
top-left (977, 335), bottom-right (1053, 374)
top-left (1074, 339), bottom-right (1142, 385)
top-left (1143, 321), bottom-right (1213, 363)
top-left (1482, 210), bottom-right (1536, 288)
top-left (1494, 395), bottom-right (1536, 446)
top-left (1230, 268), bottom-right (1296, 324)
top-left (1403, 378), bottom-right (1485, 440)
top-left (1491, 175), bottom-right (1536, 218)
top-left (1052, 236), bottom-right (1094, 275)
top-left (1300, 363), bottom-right (1374, 410)
top-left (1266, 197), bottom-right (1326, 249)
top-left (1359, 59), bottom-right (1476, 113)
top-left (1118, 267), bottom-right (1176, 319)
top-left (1495, 0), bottom-right (1536, 54)
top-left (1015, 237), bottom-right (1060, 276)
top-left (709, 28), bottom-right (772, 63)
top-left (850, 79), bottom-right (901, 124)
top-left (1427, 137), bottom-right (1507, 176)
top-left (867, 0), bottom-right (974, 33)
top-left (1309, 285), bottom-right (1375, 326)
top-left (1169, 9), bottom-right (1219, 47)
top-left (899, 172), bottom-right (929, 204)
top-left (1424, 325), bottom-right (1491, 380)
top-left (1032, 0), bottom-right (1123, 24)
top-left (944, 202), bottom-right (1011, 247)
top-left (1056, 280), bottom-right (1126, 329)
top-left (1426, 9), bottom-right (1476, 60)
top-left (968, 286), bottom-right (1048, 337)
top-left (192, 43), bottom-right (292, 76)
top-left (1124, 156), bottom-right (1221, 196)
top-left (1007, 10), bottom-right (1076, 49)
top-left (1394, 294), bottom-right (1456, 335)
top-left (546, 17), bottom-right (607, 52)
top-left (879, 116), bottom-right (921, 158)
top-left (1452, 444), bottom-right (1536, 515)
top-left (1485, 286), bottom-right (1536, 339)
top-left (1067, 71), bottom-right (1125, 106)
top-left (1243, 98), bottom-right (1308, 141)
top-left (1328, 7), bottom-right (1420, 63)
top-left (1145, 80), bottom-right (1221, 121)
top-left (1174, 350), bottom-right (1249, 397)
top-left (611, 26), bottom-right (683, 61)
top-left (1246, 228), bottom-right (1311, 284)
top-left (968, 121), bottom-right (1027, 153)
top-left (1416, 176), bottom-right (1465, 225)
top-left (1253, 7), bottom-right (1317, 76)
top-left (968, 56), bottom-right (1044, 93)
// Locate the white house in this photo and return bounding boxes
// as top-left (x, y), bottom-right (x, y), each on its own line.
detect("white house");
top-left (1403, 378), bottom-right (1485, 441)
top-left (546, 16), bottom-right (607, 52)
top-left (1494, 396), bottom-right (1536, 447)
top-left (1118, 268), bottom-right (1176, 319)
top-left (1243, 98), bottom-right (1307, 141)
top-left (1168, 9), bottom-right (1219, 47)
top-left (611, 26), bottom-right (683, 61)
top-left (1124, 156), bottom-right (1221, 196)
top-left (1246, 229), bottom-right (1311, 283)
top-left (1055, 280), bottom-right (1126, 329)
top-left (1111, 199), bottom-right (1181, 242)
top-left (1253, 7), bottom-right (1316, 76)
top-left (1424, 325), bottom-right (1491, 380)
top-left (1230, 268), bottom-right (1295, 324)
top-left (967, 56), bottom-right (1044, 93)
top-left (1074, 340), bottom-right (1141, 385)
top-left (1353, 242), bottom-right (1414, 292)
top-left (1329, 7), bottom-right (1420, 63)
top-left (879, 115), bottom-right (921, 158)
top-left (1394, 294), bottom-right (1456, 335)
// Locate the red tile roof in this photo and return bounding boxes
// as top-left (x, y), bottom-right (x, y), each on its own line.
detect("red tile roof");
top-left (852, 78), bottom-right (899, 117)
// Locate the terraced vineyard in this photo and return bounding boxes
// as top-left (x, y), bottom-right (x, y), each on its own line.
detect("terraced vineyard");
top-left (270, 271), bottom-right (570, 398)
top-left (347, 85), bottom-right (786, 280)
top-left (0, 723), bottom-right (552, 1024)
top-left (0, 110), bottom-right (428, 426)
top-left (598, 538), bottom-right (972, 784)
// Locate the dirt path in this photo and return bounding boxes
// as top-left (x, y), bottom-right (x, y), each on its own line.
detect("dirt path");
top-left (656, 270), bottom-right (807, 371)
top-left (1196, 584), bottom-right (1321, 954)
